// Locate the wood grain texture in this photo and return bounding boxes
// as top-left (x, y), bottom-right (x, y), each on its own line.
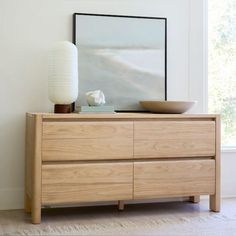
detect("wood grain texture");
top-left (134, 160), bottom-right (215, 199)
top-left (210, 115), bottom-right (221, 212)
top-left (32, 115), bottom-right (42, 224)
top-left (31, 112), bottom-right (217, 120)
top-left (42, 138), bottom-right (133, 161)
top-left (25, 114), bottom-right (42, 224)
top-left (134, 121), bottom-right (215, 158)
top-left (25, 112), bottom-right (221, 224)
top-left (43, 122), bottom-right (133, 139)
top-left (42, 122), bottom-right (133, 161)
top-left (25, 115), bottom-right (34, 199)
top-left (42, 162), bottom-right (133, 204)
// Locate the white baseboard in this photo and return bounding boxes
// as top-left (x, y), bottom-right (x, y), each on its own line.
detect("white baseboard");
top-left (201, 195), bottom-right (236, 200)
top-left (0, 188), bottom-right (24, 210)
top-left (220, 195), bottom-right (236, 199)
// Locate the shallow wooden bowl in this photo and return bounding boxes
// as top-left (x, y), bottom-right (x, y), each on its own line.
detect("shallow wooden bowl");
top-left (140, 100), bottom-right (197, 114)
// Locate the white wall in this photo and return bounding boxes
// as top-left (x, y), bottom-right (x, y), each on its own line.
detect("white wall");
top-left (221, 151), bottom-right (236, 197)
top-left (0, 0), bottom-right (235, 210)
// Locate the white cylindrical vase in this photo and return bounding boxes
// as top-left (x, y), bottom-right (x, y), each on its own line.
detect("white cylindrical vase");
top-left (48, 41), bottom-right (78, 113)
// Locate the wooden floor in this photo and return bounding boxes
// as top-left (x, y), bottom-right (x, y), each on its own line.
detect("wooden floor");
top-left (1, 198), bottom-right (236, 236)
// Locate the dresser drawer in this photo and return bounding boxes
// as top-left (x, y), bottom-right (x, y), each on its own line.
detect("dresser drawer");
top-left (134, 159), bottom-right (215, 199)
top-left (43, 121), bottom-right (133, 139)
top-left (134, 121), bottom-right (215, 158)
top-left (42, 162), bottom-right (133, 204)
top-left (42, 122), bottom-right (133, 161)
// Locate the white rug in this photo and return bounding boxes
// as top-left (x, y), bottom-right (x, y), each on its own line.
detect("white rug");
top-left (1, 199), bottom-right (236, 236)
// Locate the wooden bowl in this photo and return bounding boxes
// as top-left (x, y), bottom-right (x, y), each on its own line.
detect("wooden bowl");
top-left (140, 100), bottom-right (197, 114)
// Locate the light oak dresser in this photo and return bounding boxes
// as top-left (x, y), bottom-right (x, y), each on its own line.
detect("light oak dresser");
top-left (25, 112), bottom-right (220, 224)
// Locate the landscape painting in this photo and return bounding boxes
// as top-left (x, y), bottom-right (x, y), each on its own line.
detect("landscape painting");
top-left (74, 13), bottom-right (167, 111)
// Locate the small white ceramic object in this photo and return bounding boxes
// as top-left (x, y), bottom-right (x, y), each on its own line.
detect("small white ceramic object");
top-left (140, 100), bottom-right (197, 114)
top-left (86, 90), bottom-right (106, 106)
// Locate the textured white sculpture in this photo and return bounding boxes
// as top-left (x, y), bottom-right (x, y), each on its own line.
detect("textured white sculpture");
top-left (48, 41), bottom-right (78, 104)
top-left (86, 90), bottom-right (106, 106)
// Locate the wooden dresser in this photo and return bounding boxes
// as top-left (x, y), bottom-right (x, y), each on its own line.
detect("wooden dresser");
top-left (25, 113), bottom-right (220, 224)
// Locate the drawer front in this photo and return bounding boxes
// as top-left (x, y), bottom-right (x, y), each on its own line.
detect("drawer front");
top-left (42, 162), bottom-right (133, 204)
top-left (43, 121), bottom-right (133, 139)
top-left (42, 122), bottom-right (133, 161)
top-left (134, 159), bottom-right (215, 199)
top-left (134, 121), bottom-right (215, 158)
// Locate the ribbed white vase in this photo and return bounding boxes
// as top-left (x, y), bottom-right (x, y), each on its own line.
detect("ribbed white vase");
top-left (48, 41), bottom-right (78, 105)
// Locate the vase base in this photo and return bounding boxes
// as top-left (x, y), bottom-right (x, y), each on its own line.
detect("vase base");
top-left (54, 104), bottom-right (72, 113)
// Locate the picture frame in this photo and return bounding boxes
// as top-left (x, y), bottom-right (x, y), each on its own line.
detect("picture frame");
top-left (73, 13), bottom-right (167, 111)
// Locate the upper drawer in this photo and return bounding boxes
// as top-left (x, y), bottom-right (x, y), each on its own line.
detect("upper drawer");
top-left (43, 121), bottom-right (133, 139)
top-left (42, 121), bottom-right (133, 161)
top-left (134, 121), bottom-right (216, 158)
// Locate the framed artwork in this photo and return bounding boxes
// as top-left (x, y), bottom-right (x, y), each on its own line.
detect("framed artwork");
top-left (73, 13), bottom-right (167, 111)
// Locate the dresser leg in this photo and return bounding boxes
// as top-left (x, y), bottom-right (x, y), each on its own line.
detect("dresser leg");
top-left (32, 206), bottom-right (41, 224)
top-left (118, 200), bottom-right (125, 211)
top-left (210, 194), bottom-right (220, 212)
top-left (189, 196), bottom-right (200, 203)
top-left (24, 193), bottom-right (31, 213)
top-left (32, 194), bottom-right (41, 224)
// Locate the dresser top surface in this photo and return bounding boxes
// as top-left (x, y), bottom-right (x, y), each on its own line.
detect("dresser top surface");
top-left (27, 112), bottom-right (219, 120)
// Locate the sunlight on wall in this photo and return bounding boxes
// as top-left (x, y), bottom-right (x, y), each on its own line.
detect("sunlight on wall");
top-left (208, 0), bottom-right (236, 146)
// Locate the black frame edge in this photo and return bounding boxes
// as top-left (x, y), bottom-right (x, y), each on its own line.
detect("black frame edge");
top-left (72, 13), bottom-right (168, 111)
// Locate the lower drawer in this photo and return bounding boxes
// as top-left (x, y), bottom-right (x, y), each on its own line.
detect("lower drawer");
top-left (42, 162), bottom-right (133, 204)
top-left (134, 159), bottom-right (215, 199)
